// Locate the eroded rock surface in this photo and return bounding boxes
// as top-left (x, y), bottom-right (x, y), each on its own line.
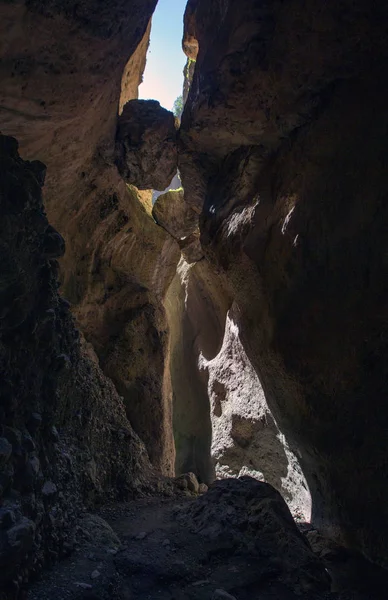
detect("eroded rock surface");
top-left (72, 177), bottom-right (180, 474)
top-left (166, 258), bottom-right (230, 484)
top-left (119, 20), bottom-right (152, 114)
top-left (201, 309), bottom-right (311, 520)
top-left (0, 135), bottom-right (152, 596)
top-left (180, 0), bottom-right (388, 564)
top-left (181, 478), bottom-right (330, 595)
top-left (0, 0), bottom-right (180, 475)
top-left (115, 99), bottom-right (178, 190)
top-left (152, 188), bottom-right (199, 240)
top-left (166, 258), bottom-right (310, 518)
top-left (2, 0), bottom-right (388, 590)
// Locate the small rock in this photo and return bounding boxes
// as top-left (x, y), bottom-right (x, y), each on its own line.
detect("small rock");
top-left (115, 99), bottom-right (177, 190)
top-left (28, 455), bottom-right (40, 475)
top-left (152, 188), bottom-right (198, 240)
top-left (199, 483), bottom-right (208, 494)
top-left (213, 590), bottom-right (237, 600)
top-left (175, 472), bottom-right (199, 494)
top-left (6, 517), bottom-right (35, 550)
top-left (75, 582), bottom-right (93, 590)
top-left (135, 531), bottom-right (147, 540)
top-left (53, 354), bottom-right (71, 372)
top-left (90, 569), bottom-right (100, 580)
top-left (3, 428), bottom-right (22, 453)
top-left (42, 481), bottom-right (57, 496)
top-left (50, 426), bottom-right (60, 442)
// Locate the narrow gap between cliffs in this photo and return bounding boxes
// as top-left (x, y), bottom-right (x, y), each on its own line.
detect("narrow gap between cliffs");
top-left (139, 0), bottom-right (187, 201)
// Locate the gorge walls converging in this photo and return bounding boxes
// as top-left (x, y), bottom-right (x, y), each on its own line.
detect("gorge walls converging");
top-left (179, 0), bottom-right (388, 565)
top-left (0, 0), bottom-right (388, 594)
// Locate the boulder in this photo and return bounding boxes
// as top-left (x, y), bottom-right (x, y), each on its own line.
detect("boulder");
top-left (174, 472), bottom-right (200, 494)
top-left (115, 99), bottom-right (178, 190)
top-left (182, 477), bottom-right (330, 594)
top-left (152, 188), bottom-right (198, 240)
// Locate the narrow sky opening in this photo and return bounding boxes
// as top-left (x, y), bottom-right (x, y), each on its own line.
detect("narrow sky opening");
top-left (139, 0), bottom-right (187, 111)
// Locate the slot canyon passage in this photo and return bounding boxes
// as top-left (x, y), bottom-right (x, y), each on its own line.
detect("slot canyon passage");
top-left (0, 0), bottom-right (388, 598)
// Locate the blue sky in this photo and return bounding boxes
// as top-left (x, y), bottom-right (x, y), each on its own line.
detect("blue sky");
top-left (139, 0), bottom-right (187, 111)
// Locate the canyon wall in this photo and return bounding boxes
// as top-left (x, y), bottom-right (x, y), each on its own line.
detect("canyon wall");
top-left (1, 0), bottom-right (388, 585)
top-left (0, 135), bottom-right (153, 597)
top-left (180, 0), bottom-right (388, 564)
top-left (166, 256), bottom-right (311, 518)
top-left (0, 0), bottom-right (180, 474)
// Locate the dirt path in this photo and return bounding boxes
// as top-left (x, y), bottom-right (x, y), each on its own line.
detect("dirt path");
top-left (26, 481), bottom-right (388, 600)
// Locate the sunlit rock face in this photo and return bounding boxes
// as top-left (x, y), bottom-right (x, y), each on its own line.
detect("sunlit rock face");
top-left (181, 0), bottom-right (388, 564)
top-left (200, 309), bottom-right (311, 521)
top-left (119, 21), bottom-right (152, 114)
top-left (0, 135), bottom-right (152, 596)
top-left (115, 100), bottom-right (178, 190)
top-left (0, 0), bottom-right (182, 475)
top-left (166, 257), bottom-right (310, 519)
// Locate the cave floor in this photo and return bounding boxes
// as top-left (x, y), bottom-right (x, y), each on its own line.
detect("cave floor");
top-left (27, 495), bottom-right (388, 600)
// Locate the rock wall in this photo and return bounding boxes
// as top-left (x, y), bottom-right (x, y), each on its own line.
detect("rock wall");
top-left (0, 0), bottom-right (180, 474)
top-left (166, 258), bottom-right (228, 484)
top-left (119, 20), bottom-right (152, 114)
top-left (2, 0), bottom-right (388, 578)
top-left (180, 0), bottom-right (388, 564)
top-left (0, 135), bottom-right (152, 597)
top-left (166, 255), bottom-right (311, 519)
top-left (201, 307), bottom-right (311, 520)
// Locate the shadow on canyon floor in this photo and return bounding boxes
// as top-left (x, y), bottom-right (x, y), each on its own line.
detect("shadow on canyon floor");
top-left (27, 484), bottom-right (388, 600)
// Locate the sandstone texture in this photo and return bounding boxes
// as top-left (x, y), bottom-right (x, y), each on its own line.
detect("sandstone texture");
top-left (166, 258), bottom-right (310, 519)
top-left (71, 177), bottom-right (179, 474)
top-left (119, 20), bottom-right (152, 114)
top-left (0, 0), bottom-right (180, 475)
top-left (115, 99), bottom-right (178, 190)
top-left (152, 187), bottom-right (199, 240)
top-left (201, 308), bottom-right (311, 520)
top-left (165, 258), bottom-right (230, 484)
top-left (183, 57), bottom-right (196, 106)
top-left (0, 135), bottom-right (152, 596)
top-left (180, 0), bottom-right (388, 564)
top-left (1, 0), bottom-right (388, 593)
